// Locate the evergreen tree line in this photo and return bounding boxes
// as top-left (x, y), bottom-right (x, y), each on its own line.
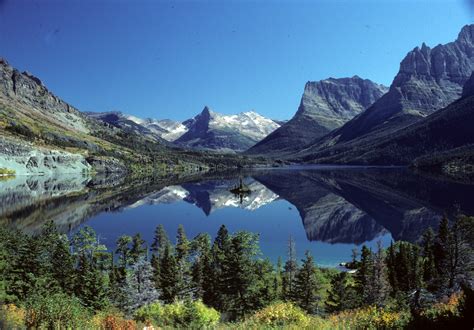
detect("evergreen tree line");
top-left (0, 214), bottom-right (472, 325)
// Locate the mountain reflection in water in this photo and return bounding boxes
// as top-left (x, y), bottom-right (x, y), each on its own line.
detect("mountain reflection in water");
top-left (1, 167), bottom-right (473, 266)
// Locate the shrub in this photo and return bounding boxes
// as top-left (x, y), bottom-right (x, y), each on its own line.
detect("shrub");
top-left (249, 302), bottom-right (310, 327)
top-left (0, 304), bottom-right (26, 328)
top-left (328, 305), bottom-right (411, 329)
top-left (24, 292), bottom-right (92, 329)
top-left (134, 300), bottom-right (220, 328)
top-left (91, 310), bottom-right (137, 330)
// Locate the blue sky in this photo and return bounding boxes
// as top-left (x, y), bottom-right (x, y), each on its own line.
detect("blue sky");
top-left (0, 0), bottom-right (470, 121)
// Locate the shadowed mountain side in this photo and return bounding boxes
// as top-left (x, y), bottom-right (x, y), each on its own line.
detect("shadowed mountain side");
top-left (295, 24), bottom-right (474, 165)
top-left (253, 171), bottom-right (386, 244)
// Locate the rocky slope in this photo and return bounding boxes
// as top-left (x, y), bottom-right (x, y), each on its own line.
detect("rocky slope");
top-left (175, 106), bottom-right (281, 152)
top-left (86, 111), bottom-right (188, 143)
top-left (298, 70), bottom-right (474, 165)
top-left (0, 58), bottom-right (263, 174)
top-left (298, 24), bottom-right (474, 163)
top-left (246, 76), bottom-right (387, 156)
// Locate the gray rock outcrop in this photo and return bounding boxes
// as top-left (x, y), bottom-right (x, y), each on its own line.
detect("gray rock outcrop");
top-left (246, 76), bottom-right (387, 156)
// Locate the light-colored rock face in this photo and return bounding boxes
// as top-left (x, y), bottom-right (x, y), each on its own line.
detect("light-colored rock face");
top-left (246, 76), bottom-right (387, 156)
top-left (0, 136), bottom-right (91, 175)
top-left (298, 76), bottom-right (388, 130)
top-left (391, 24), bottom-right (474, 117)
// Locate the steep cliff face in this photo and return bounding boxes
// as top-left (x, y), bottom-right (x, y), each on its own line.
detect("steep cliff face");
top-left (299, 24), bottom-right (474, 162)
top-left (0, 58), bottom-right (91, 134)
top-left (246, 76), bottom-right (387, 156)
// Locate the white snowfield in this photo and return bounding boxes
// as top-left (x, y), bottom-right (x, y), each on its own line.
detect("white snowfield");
top-left (124, 109), bottom-right (280, 142)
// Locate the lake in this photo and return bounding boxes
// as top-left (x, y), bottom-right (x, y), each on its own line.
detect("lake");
top-left (1, 166), bottom-right (473, 267)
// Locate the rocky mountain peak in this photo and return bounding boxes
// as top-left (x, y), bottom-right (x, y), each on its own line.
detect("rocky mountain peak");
top-left (457, 24), bottom-right (474, 45)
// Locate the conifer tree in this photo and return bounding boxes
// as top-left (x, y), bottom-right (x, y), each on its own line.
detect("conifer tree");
top-left (175, 225), bottom-right (192, 300)
top-left (121, 257), bottom-right (159, 315)
top-left (159, 243), bottom-right (179, 303)
top-left (421, 228), bottom-right (437, 289)
top-left (371, 241), bottom-right (389, 306)
top-left (282, 235), bottom-right (298, 301)
top-left (190, 233), bottom-right (211, 299)
top-left (115, 235), bottom-right (132, 270)
top-left (130, 233), bottom-right (147, 264)
top-left (356, 245), bottom-right (374, 305)
top-left (325, 272), bottom-right (358, 312)
top-left (293, 251), bottom-right (320, 314)
top-left (74, 254), bottom-right (108, 310)
top-left (151, 224), bottom-right (169, 258)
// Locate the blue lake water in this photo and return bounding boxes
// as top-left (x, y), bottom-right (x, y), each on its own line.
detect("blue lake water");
top-left (1, 166), bottom-right (473, 267)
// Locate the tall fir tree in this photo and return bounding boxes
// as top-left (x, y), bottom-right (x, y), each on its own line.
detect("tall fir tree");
top-left (159, 243), bottom-right (179, 303)
top-left (130, 233), bottom-right (147, 264)
top-left (325, 272), bottom-right (358, 312)
top-left (293, 251), bottom-right (320, 314)
top-left (120, 257), bottom-right (159, 315)
top-left (356, 245), bottom-right (374, 305)
top-left (282, 235), bottom-right (298, 301)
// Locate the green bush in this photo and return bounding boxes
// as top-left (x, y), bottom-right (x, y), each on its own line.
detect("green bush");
top-left (135, 300), bottom-right (220, 328)
top-left (249, 302), bottom-right (310, 327)
top-left (24, 292), bottom-right (92, 329)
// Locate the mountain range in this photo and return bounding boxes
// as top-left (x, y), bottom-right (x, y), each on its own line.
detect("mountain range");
top-left (0, 58), bottom-right (264, 175)
top-left (246, 76), bottom-right (388, 156)
top-left (1, 24), bottom-right (474, 176)
top-left (287, 24), bottom-right (474, 170)
top-left (88, 107), bottom-right (281, 152)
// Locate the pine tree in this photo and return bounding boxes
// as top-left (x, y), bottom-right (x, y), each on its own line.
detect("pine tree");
top-left (224, 231), bottom-right (260, 319)
top-left (282, 235), bottom-right (298, 301)
top-left (151, 224), bottom-right (169, 258)
top-left (421, 228), bottom-right (437, 289)
top-left (371, 241), bottom-right (389, 306)
top-left (130, 233), bottom-right (147, 264)
top-left (72, 226), bottom-right (107, 263)
top-left (386, 241), bottom-right (398, 295)
top-left (274, 256), bottom-right (284, 300)
top-left (293, 251), bottom-right (320, 314)
top-left (50, 234), bottom-right (75, 294)
top-left (190, 233), bottom-right (211, 299)
top-left (159, 243), bottom-right (179, 303)
top-left (356, 245), bottom-right (374, 305)
top-left (325, 272), bottom-right (357, 312)
top-left (175, 225), bottom-right (192, 300)
top-left (203, 225), bottom-right (231, 310)
top-left (176, 224), bottom-right (190, 261)
top-left (74, 254), bottom-right (108, 310)
top-left (115, 235), bottom-right (132, 269)
top-left (433, 216), bottom-right (451, 293)
top-left (121, 257), bottom-right (159, 315)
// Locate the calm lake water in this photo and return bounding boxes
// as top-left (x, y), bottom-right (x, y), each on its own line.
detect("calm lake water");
top-left (1, 166), bottom-right (473, 267)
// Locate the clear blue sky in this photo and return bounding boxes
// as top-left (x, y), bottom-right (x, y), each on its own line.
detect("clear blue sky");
top-left (0, 0), bottom-right (471, 121)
